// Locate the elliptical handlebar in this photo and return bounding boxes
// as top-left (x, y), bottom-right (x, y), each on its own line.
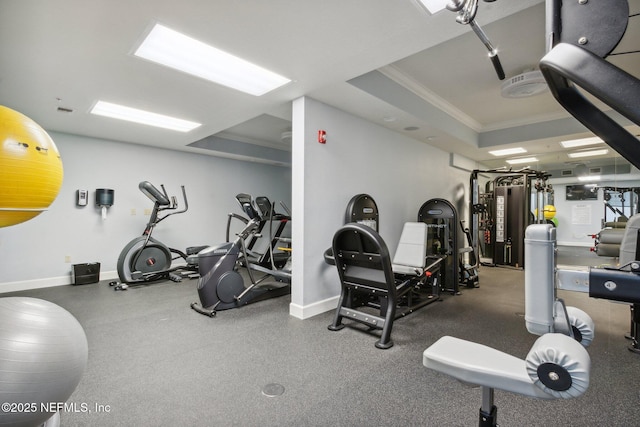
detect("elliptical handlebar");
top-left (158, 184), bottom-right (188, 214)
top-left (227, 193), bottom-right (291, 273)
top-left (226, 213), bottom-right (249, 243)
top-left (140, 182), bottom-right (190, 229)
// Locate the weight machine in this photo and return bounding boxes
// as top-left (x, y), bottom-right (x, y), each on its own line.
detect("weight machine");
top-left (423, 0), bottom-right (640, 423)
top-left (469, 168), bottom-right (552, 268)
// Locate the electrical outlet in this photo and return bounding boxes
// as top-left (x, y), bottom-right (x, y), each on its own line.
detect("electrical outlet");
top-left (144, 209), bottom-right (151, 216)
top-left (130, 208), bottom-right (137, 216)
top-left (64, 256), bottom-right (71, 263)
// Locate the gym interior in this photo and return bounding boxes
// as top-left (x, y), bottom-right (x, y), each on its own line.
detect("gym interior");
top-left (1, 1), bottom-right (640, 426)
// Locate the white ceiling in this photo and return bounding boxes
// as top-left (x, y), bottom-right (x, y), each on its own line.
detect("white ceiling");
top-left (1, 0), bottom-right (638, 173)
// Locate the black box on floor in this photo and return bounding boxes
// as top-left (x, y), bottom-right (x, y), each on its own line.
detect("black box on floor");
top-left (72, 262), bottom-right (100, 285)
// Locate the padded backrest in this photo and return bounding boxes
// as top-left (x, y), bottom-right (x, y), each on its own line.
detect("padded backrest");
top-left (332, 223), bottom-right (395, 292)
top-left (392, 222), bottom-right (428, 268)
top-left (619, 214), bottom-right (640, 265)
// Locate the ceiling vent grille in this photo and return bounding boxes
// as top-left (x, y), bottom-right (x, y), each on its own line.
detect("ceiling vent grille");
top-left (561, 170), bottom-right (573, 176)
top-left (501, 70), bottom-right (548, 98)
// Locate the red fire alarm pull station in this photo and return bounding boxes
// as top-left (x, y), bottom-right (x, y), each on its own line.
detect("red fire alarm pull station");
top-left (318, 130), bottom-right (326, 144)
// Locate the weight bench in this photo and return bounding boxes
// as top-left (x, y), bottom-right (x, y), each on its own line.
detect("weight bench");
top-left (423, 223), bottom-right (596, 425)
top-left (328, 222), bottom-right (444, 349)
top-left (423, 333), bottom-right (590, 427)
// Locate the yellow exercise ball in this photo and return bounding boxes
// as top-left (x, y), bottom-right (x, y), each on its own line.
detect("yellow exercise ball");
top-left (0, 105), bottom-right (63, 227)
top-left (543, 204), bottom-right (556, 220)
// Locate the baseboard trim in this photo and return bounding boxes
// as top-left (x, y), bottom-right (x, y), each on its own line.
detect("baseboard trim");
top-left (0, 270), bottom-right (119, 294)
top-left (289, 295), bottom-right (339, 320)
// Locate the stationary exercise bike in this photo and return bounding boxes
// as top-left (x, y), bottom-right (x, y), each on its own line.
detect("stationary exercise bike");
top-left (190, 193), bottom-right (291, 317)
top-left (117, 181), bottom-right (207, 285)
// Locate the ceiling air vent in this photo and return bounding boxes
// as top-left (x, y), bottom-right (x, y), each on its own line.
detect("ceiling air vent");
top-left (561, 170), bottom-right (573, 176)
top-left (280, 131), bottom-right (292, 144)
top-left (501, 70), bottom-right (548, 98)
top-left (589, 167), bottom-right (602, 174)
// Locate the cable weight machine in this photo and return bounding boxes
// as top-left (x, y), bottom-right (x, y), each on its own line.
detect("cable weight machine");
top-left (470, 168), bottom-right (553, 268)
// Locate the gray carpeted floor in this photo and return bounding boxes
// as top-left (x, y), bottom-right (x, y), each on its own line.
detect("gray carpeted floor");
top-left (5, 246), bottom-right (640, 426)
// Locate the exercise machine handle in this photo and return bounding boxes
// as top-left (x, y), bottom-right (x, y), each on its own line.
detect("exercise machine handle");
top-left (153, 185), bottom-right (189, 225)
top-left (226, 213), bottom-right (249, 242)
top-left (178, 185), bottom-right (188, 213)
top-left (446, 0), bottom-right (505, 80)
top-left (162, 185), bottom-right (188, 214)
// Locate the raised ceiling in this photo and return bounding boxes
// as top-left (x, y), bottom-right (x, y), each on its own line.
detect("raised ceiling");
top-left (1, 0), bottom-right (638, 174)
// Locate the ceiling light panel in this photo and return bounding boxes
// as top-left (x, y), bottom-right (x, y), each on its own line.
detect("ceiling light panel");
top-left (560, 136), bottom-right (605, 148)
top-left (414, 0), bottom-right (450, 14)
top-left (567, 149), bottom-right (609, 158)
top-left (578, 175), bottom-right (601, 182)
top-left (90, 101), bottom-right (201, 132)
top-left (134, 24), bottom-right (291, 96)
top-left (488, 147), bottom-right (527, 157)
top-left (506, 157), bottom-right (538, 165)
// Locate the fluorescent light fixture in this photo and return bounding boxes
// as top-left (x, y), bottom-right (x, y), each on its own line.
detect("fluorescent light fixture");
top-left (414, 0), bottom-right (450, 14)
top-left (560, 136), bottom-right (605, 148)
top-left (488, 147), bottom-right (527, 157)
top-left (578, 175), bottom-right (601, 182)
top-left (506, 157), bottom-right (538, 165)
top-left (134, 24), bottom-right (291, 96)
top-left (90, 101), bottom-right (201, 132)
top-left (567, 149), bottom-right (609, 158)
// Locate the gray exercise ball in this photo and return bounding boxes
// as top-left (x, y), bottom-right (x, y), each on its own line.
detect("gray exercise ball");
top-left (0, 297), bottom-right (88, 427)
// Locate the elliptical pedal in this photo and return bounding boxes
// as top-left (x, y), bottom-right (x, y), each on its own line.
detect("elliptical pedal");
top-left (169, 273), bottom-right (182, 282)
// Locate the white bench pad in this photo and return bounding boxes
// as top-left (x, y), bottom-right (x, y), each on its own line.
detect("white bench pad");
top-left (424, 336), bottom-right (556, 399)
top-left (424, 334), bottom-right (590, 399)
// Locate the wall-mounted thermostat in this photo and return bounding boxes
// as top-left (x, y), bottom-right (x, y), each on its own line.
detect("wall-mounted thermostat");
top-left (76, 189), bottom-right (88, 206)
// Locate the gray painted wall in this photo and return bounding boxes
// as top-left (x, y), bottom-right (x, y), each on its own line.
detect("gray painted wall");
top-left (5, 99), bottom-right (635, 316)
top-left (0, 131), bottom-right (291, 288)
top-left (290, 97), bottom-right (472, 318)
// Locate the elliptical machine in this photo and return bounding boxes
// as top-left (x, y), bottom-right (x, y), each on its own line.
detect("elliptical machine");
top-left (117, 181), bottom-right (206, 285)
top-left (191, 193), bottom-right (291, 317)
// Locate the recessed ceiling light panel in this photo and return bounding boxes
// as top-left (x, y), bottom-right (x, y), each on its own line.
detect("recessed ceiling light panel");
top-left (134, 24), bottom-right (291, 96)
top-left (506, 156), bottom-right (538, 165)
top-left (560, 136), bottom-right (605, 148)
top-left (414, 0), bottom-right (450, 14)
top-left (90, 101), bottom-right (201, 132)
top-left (578, 175), bottom-right (601, 182)
top-left (568, 149), bottom-right (609, 158)
top-left (488, 147), bottom-right (527, 157)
